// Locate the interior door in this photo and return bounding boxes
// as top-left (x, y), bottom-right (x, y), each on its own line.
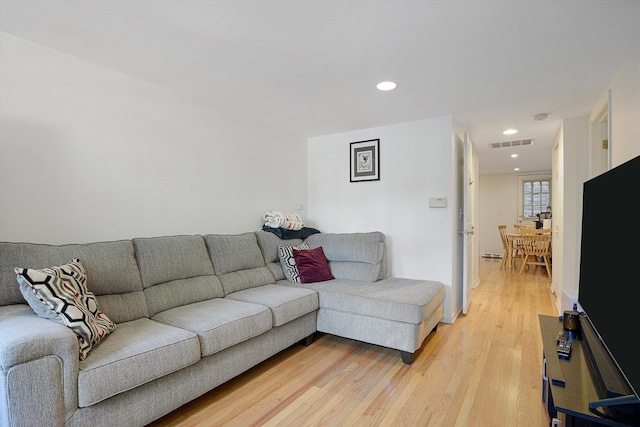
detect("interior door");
top-left (462, 132), bottom-right (475, 314)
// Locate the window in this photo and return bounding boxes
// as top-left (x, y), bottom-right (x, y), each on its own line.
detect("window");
top-left (522, 178), bottom-right (551, 218)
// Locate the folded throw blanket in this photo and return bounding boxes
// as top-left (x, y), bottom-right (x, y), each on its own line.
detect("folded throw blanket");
top-left (263, 211), bottom-right (304, 231)
top-left (261, 226), bottom-right (321, 240)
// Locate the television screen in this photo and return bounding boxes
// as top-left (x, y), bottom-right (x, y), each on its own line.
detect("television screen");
top-left (578, 155), bottom-right (640, 404)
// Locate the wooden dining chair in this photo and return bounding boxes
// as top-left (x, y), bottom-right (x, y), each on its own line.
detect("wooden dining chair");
top-left (511, 224), bottom-right (526, 264)
top-left (498, 225), bottom-right (509, 269)
top-left (518, 227), bottom-right (553, 278)
top-left (499, 225), bottom-right (522, 269)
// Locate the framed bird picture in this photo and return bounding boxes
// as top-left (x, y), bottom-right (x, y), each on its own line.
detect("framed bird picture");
top-left (350, 139), bottom-right (380, 182)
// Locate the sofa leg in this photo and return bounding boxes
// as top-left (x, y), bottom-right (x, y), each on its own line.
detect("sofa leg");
top-left (400, 351), bottom-right (415, 365)
top-left (299, 333), bottom-right (315, 347)
top-left (400, 323), bottom-right (438, 365)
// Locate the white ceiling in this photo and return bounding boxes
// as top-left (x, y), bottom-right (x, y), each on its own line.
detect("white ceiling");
top-left (1, 0), bottom-right (639, 174)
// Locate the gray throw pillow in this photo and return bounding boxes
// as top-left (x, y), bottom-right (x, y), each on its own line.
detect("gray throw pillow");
top-left (277, 243), bottom-right (310, 283)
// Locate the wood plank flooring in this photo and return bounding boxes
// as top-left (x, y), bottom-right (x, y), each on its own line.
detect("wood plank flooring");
top-left (147, 258), bottom-right (559, 427)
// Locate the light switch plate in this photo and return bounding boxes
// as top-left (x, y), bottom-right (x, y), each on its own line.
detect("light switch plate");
top-left (429, 197), bottom-right (447, 208)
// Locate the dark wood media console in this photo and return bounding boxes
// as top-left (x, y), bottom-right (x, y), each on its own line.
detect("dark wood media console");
top-left (539, 315), bottom-right (638, 426)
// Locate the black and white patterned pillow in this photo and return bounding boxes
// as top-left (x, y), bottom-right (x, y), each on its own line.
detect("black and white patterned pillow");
top-left (278, 243), bottom-right (310, 283)
top-left (15, 258), bottom-right (116, 360)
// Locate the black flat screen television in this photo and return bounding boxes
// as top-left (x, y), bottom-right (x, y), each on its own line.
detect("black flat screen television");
top-left (578, 155), bottom-right (640, 424)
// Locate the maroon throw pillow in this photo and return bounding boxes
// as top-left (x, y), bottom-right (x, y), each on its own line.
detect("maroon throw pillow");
top-left (292, 246), bottom-right (334, 283)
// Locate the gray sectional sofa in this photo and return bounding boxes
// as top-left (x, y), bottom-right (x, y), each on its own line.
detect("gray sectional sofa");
top-left (0, 230), bottom-right (445, 427)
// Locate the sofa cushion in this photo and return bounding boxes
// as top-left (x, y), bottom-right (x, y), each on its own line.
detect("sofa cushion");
top-left (77, 317), bottom-right (200, 407)
top-left (0, 240), bottom-right (146, 322)
top-left (289, 277), bottom-right (444, 325)
top-left (254, 232), bottom-right (303, 281)
top-left (152, 298), bottom-right (272, 357)
top-left (304, 232), bottom-right (387, 282)
top-left (204, 233), bottom-right (265, 274)
top-left (133, 235), bottom-right (224, 317)
top-left (15, 259), bottom-right (116, 360)
top-left (225, 284), bottom-right (318, 327)
top-left (277, 242), bottom-right (310, 283)
top-left (293, 246), bottom-right (334, 283)
top-left (95, 291), bottom-right (148, 325)
top-left (204, 233), bottom-right (275, 294)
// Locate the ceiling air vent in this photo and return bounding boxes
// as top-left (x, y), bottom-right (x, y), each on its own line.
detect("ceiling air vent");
top-left (489, 138), bottom-right (535, 149)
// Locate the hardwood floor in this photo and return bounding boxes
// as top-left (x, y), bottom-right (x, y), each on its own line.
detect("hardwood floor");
top-left (148, 258), bottom-right (559, 427)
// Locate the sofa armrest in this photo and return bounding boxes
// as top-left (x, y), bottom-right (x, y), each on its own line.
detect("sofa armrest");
top-left (0, 306), bottom-right (79, 425)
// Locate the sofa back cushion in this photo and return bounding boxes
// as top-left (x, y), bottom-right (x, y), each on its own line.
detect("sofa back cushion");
top-left (304, 232), bottom-right (387, 282)
top-left (254, 231), bottom-right (304, 281)
top-left (203, 233), bottom-right (275, 295)
top-left (133, 235), bottom-right (223, 317)
top-left (0, 240), bottom-right (147, 323)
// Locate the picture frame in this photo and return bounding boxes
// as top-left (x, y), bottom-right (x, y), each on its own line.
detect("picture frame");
top-left (350, 139), bottom-right (380, 182)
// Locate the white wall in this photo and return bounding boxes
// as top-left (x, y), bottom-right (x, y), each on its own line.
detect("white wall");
top-left (557, 40), bottom-right (640, 311)
top-left (478, 173), bottom-right (519, 256)
top-left (553, 116), bottom-right (589, 312)
top-left (307, 117), bottom-right (459, 323)
top-left (609, 40), bottom-right (640, 167)
top-left (0, 33), bottom-right (308, 244)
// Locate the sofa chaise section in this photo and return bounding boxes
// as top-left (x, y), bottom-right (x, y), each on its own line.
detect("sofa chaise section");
top-left (299, 277), bottom-right (444, 364)
top-left (257, 231), bottom-right (445, 364)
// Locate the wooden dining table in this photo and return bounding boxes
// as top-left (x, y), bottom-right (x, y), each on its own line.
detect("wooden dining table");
top-left (505, 228), bottom-right (552, 272)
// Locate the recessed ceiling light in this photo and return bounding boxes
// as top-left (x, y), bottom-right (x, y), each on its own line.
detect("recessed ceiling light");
top-left (503, 129), bottom-right (518, 135)
top-left (511, 154), bottom-right (518, 158)
top-left (514, 167), bottom-right (520, 171)
top-left (376, 81), bottom-right (397, 91)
